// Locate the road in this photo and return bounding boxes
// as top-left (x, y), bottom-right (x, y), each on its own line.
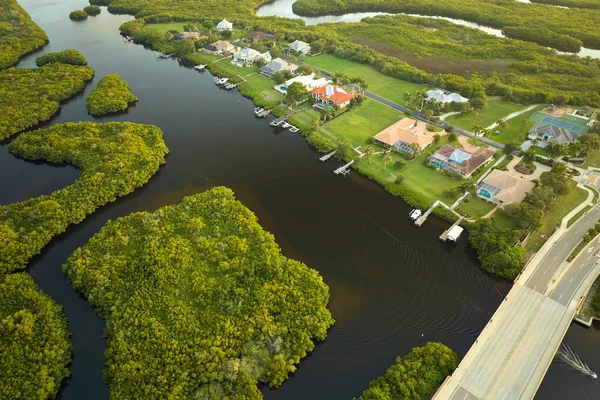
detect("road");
top-left (434, 192), bottom-right (600, 400)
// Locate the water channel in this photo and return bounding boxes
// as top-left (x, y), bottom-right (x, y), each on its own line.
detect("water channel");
top-left (6, 0), bottom-right (600, 398)
top-left (256, 0), bottom-right (600, 59)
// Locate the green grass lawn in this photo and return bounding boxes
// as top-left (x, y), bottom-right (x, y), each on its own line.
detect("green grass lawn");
top-left (456, 196), bottom-right (496, 219)
top-left (446, 100), bottom-right (526, 133)
top-left (147, 23), bottom-right (246, 40)
top-left (525, 180), bottom-right (588, 253)
top-left (305, 54), bottom-right (428, 106)
top-left (583, 149), bottom-right (600, 168)
top-left (288, 108), bottom-right (320, 131)
top-left (489, 106), bottom-right (542, 145)
top-left (320, 100), bottom-right (463, 205)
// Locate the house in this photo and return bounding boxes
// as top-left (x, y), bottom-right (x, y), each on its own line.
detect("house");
top-left (216, 19), bottom-right (233, 31)
top-left (312, 85), bottom-right (357, 108)
top-left (372, 117), bottom-right (444, 153)
top-left (477, 169), bottom-right (535, 206)
top-left (426, 89), bottom-right (469, 104)
top-left (289, 40), bottom-right (311, 54)
top-left (173, 32), bottom-right (206, 41)
top-left (260, 58), bottom-right (298, 77)
top-left (247, 31), bottom-right (276, 43)
top-left (427, 144), bottom-right (494, 178)
top-left (274, 74), bottom-right (329, 94)
top-left (204, 40), bottom-right (235, 54)
top-left (233, 48), bottom-right (271, 64)
top-left (528, 122), bottom-right (581, 145)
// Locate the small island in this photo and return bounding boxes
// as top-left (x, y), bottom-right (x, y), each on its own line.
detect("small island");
top-left (0, 273), bottom-right (71, 399)
top-left (64, 187), bottom-right (335, 398)
top-left (35, 49), bottom-right (87, 66)
top-left (83, 5), bottom-right (101, 15)
top-left (0, 122), bottom-right (168, 273)
top-left (86, 73), bottom-right (138, 116)
top-left (69, 10), bottom-right (88, 20)
top-left (356, 342), bottom-right (457, 399)
top-left (0, 0), bottom-right (48, 69)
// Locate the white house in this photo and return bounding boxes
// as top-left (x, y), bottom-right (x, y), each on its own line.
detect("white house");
top-left (233, 48), bottom-right (271, 65)
top-left (426, 89), bottom-right (469, 104)
top-left (216, 19), bottom-right (233, 32)
top-left (274, 74), bottom-right (329, 94)
top-left (289, 40), bottom-right (311, 54)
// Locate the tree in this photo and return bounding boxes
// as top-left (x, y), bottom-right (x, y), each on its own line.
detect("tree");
top-left (522, 148), bottom-right (536, 163)
top-left (414, 90), bottom-right (428, 110)
top-left (448, 131), bottom-right (458, 142)
top-left (482, 246), bottom-right (525, 279)
top-left (505, 203), bottom-right (543, 230)
top-left (469, 97), bottom-right (485, 110)
top-left (410, 142), bottom-right (421, 157)
top-left (503, 142), bottom-right (519, 155)
top-left (395, 175), bottom-right (405, 184)
top-left (524, 185), bottom-right (556, 212)
top-left (221, 30), bottom-right (232, 39)
top-left (202, 20), bottom-right (214, 31)
top-left (403, 91), bottom-right (412, 106)
top-left (270, 45), bottom-right (282, 58)
top-left (381, 152), bottom-right (393, 171)
top-left (424, 109), bottom-right (434, 122)
top-left (472, 124), bottom-right (485, 137)
top-left (497, 119), bottom-right (508, 131)
top-left (433, 133), bottom-right (441, 143)
top-left (540, 163), bottom-right (570, 195)
top-left (364, 146), bottom-right (375, 163)
top-left (296, 64), bottom-right (313, 75)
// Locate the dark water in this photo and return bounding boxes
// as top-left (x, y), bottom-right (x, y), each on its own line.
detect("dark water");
top-left (5, 1), bottom-right (598, 399)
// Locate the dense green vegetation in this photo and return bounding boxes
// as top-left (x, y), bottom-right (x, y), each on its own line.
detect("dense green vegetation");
top-left (69, 10), bottom-right (88, 20)
top-left (0, 273), bottom-right (71, 399)
top-left (84, 5), bottom-right (101, 15)
top-left (0, 122), bottom-right (168, 273)
top-left (531, 0), bottom-right (600, 9)
top-left (36, 49), bottom-right (87, 66)
top-left (568, 220), bottom-right (600, 261)
top-left (355, 342), bottom-right (457, 400)
top-left (0, 63), bottom-right (94, 139)
top-left (0, 0), bottom-right (48, 69)
top-left (292, 0), bottom-right (600, 50)
top-left (64, 187), bottom-right (334, 398)
top-left (86, 73), bottom-right (138, 115)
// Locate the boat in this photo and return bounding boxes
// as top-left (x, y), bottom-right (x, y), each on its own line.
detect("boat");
top-left (446, 226), bottom-right (464, 242)
top-left (194, 64), bottom-right (206, 71)
top-left (216, 77), bottom-right (228, 85)
top-left (409, 209), bottom-right (422, 221)
top-left (289, 126), bottom-right (299, 133)
top-left (281, 122), bottom-right (290, 129)
top-left (254, 107), bottom-right (264, 115)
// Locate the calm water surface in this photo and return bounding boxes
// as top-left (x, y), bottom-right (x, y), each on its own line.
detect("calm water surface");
top-left (6, 0), bottom-right (600, 398)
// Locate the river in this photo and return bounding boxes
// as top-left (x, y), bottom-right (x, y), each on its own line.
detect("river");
top-left (256, 0), bottom-right (600, 59)
top-left (7, 0), bottom-right (600, 399)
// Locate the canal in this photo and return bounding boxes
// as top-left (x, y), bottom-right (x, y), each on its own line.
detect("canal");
top-left (5, 0), bottom-right (599, 399)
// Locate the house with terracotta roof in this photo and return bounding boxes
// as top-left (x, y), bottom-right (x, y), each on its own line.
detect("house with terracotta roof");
top-left (312, 85), bottom-right (357, 109)
top-left (372, 117), bottom-right (444, 153)
top-left (204, 40), bottom-right (235, 54)
top-left (427, 144), bottom-right (494, 178)
top-left (477, 169), bottom-right (535, 206)
top-left (247, 31), bottom-right (276, 43)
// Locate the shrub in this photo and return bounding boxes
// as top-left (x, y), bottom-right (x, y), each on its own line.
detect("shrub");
top-left (86, 74), bottom-right (138, 116)
top-left (69, 10), bottom-right (88, 20)
top-left (83, 5), bottom-right (101, 15)
top-left (395, 174), bottom-right (406, 184)
top-left (35, 49), bottom-right (87, 66)
top-left (394, 159), bottom-right (406, 169)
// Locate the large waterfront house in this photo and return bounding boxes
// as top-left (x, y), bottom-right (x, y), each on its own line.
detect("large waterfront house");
top-left (311, 85), bottom-right (357, 108)
top-left (528, 122), bottom-right (582, 145)
top-left (259, 58), bottom-right (298, 77)
top-left (477, 169), bottom-right (535, 206)
top-left (204, 40), bottom-right (235, 54)
top-left (232, 48), bottom-right (271, 65)
top-left (216, 19), bottom-right (233, 31)
top-left (372, 117), bottom-right (443, 153)
top-left (427, 144), bottom-right (494, 178)
top-left (274, 74), bottom-right (329, 94)
top-left (289, 40), bottom-right (311, 54)
top-left (426, 89), bottom-right (469, 104)
top-left (246, 31), bottom-right (276, 43)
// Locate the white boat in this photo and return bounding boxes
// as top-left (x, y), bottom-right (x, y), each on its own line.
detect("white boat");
top-left (254, 107), bottom-right (264, 115)
top-left (409, 209), bottom-right (422, 221)
top-left (281, 122), bottom-right (290, 128)
top-left (218, 78), bottom-right (229, 85)
top-left (446, 226), bottom-right (464, 242)
top-left (194, 64), bottom-right (206, 71)
top-left (289, 126), bottom-right (299, 133)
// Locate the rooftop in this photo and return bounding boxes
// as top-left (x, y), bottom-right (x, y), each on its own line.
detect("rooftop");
top-left (433, 144), bottom-right (495, 175)
top-left (312, 85), bottom-right (356, 106)
top-left (373, 117), bottom-right (444, 149)
top-left (426, 89), bottom-right (469, 103)
top-left (480, 169), bottom-right (535, 204)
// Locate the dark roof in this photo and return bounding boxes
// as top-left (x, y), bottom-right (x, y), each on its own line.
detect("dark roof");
top-left (529, 123), bottom-right (580, 144)
top-left (247, 31), bottom-right (275, 41)
top-left (433, 144), bottom-right (495, 175)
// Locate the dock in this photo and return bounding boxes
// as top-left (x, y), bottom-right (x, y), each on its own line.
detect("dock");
top-left (157, 52), bottom-right (175, 59)
top-left (439, 217), bottom-right (464, 242)
top-left (353, 146), bottom-right (364, 157)
top-left (320, 150), bottom-right (336, 162)
top-left (256, 109), bottom-right (271, 118)
top-left (270, 115), bottom-right (287, 127)
top-left (334, 160), bottom-right (354, 176)
top-left (415, 200), bottom-right (440, 227)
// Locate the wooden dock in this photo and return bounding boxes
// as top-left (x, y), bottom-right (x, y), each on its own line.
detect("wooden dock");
top-left (440, 217), bottom-right (464, 242)
top-left (270, 115), bottom-right (287, 127)
top-left (415, 200), bottom-right (440, 227)
top-left (334, 160), bottom-right (354, 176)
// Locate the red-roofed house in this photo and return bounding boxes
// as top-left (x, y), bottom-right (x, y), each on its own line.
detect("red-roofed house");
top-left (312, 85), bottom-right (357, 109)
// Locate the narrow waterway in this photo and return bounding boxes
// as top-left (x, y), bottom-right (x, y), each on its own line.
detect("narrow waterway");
top-left (256, 0), bottom-right (600, 59)
top-left (6, 1), bottom-right (600, 399)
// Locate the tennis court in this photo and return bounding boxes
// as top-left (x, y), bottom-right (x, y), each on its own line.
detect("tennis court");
top-left (540, 115), bottom-right (584, 132)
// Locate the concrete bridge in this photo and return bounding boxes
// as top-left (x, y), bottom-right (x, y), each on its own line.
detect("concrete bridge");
top-left (433, 195), bottom-right (600, 400)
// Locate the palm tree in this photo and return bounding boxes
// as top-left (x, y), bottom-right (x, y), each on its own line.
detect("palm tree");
top-left (403, 91), bottom-right (413, 106)
top-left (497, 119), bottom-right (508, 131)
top-left (410, 142), bottom-right (421, 158)
top-left (472, 111), bottom-right (479, 121)
top-left (472, 124), bottom-right (484, 137)
top-left (364, 146), bottom-right (375, 163)
top-left (381, 152), bottom-right (393, 171)
top-left (414, 90), bottom-right (428, 110)
top-left (523, 148), bottom-right (536, 163)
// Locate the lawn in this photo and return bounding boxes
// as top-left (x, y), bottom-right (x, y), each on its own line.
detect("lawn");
top-left (445, 100), bottom-right (527, 133)
top-left (288, 108), bottom-right (320, 131)
top-left (320, 100), bottom-right (464, 205)
top-left (456, 196), bottom-right (496, 219)
top-left (304, 54), bottom-right (428, 106)
top-left (491, 106), bottom-right (542, 145)
top-left (525, 180), bottom-right (588, 253)
top-left (583, 148), bottom-right (600, 168)
top-left (147, 23), bottom-right (246, 40)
